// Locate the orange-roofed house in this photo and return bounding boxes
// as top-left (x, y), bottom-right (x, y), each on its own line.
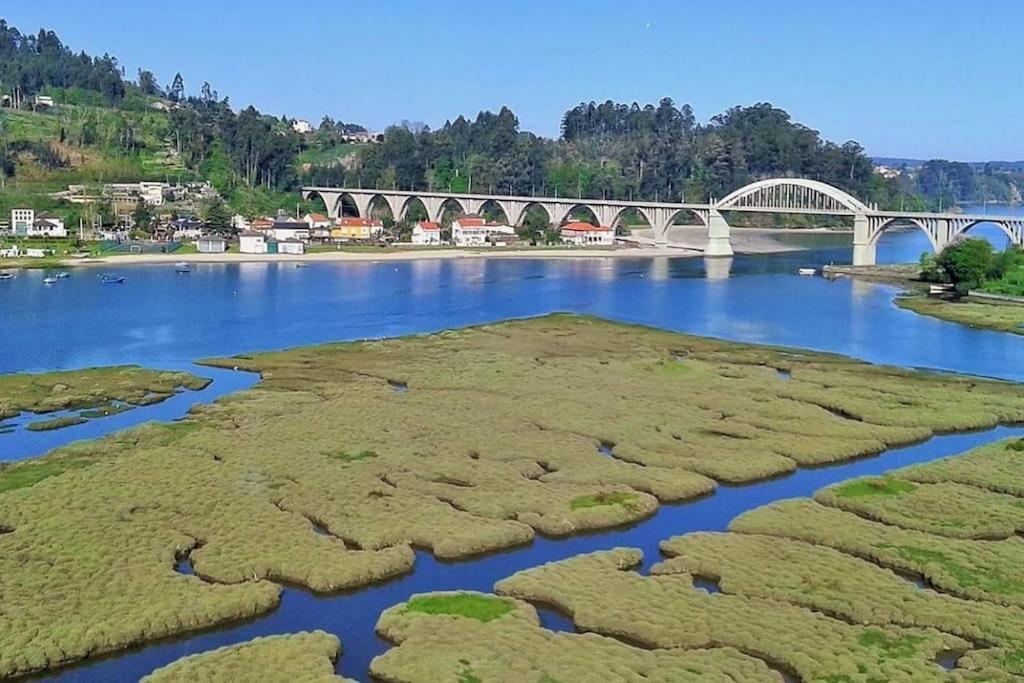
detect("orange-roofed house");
top-left (559, 222), bottom-right (615, 246)
top-left (412, 220), bottom-right (442, 246)
top-left (331, 217), bottom-right (384, 241)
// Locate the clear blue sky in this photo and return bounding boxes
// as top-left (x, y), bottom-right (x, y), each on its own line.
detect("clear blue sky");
top-left (5, 0), bottom-right (1024, 160)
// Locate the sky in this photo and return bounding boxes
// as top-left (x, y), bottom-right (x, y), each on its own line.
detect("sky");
top-left (4, 0), bottom-right (1024, 161)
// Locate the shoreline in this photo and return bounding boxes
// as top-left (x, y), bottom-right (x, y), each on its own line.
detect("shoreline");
top-left (0, 226), bottom-right (848, 269)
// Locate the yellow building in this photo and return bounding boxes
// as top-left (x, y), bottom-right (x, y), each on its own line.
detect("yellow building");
top-left (330, 217), bottom-right (384, 241)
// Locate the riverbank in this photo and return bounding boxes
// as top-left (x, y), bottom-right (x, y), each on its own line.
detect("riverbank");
top-left (0, 226), bottom-right (847, 269)
top-left (5, 315), bottom-right (1024, 677)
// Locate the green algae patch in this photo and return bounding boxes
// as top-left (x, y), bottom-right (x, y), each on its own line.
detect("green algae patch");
top-left (0, 453), bottom-right (94, 493)
top-left (142, 631), bottom-right (351, 682)
top-left (0, 365), bottom-right (210, 419)
top-left (9, 315), bottom-right (1024, 677)
top-left (832, 477), bottom-right (916, 498)
top-left (372, 591), bottom-right (778, 682)
top-left (405, 592), bottom-right (515, 622)
top-left (25, 415), bottom-right (88, 431)
top-left (569, 491), bottom-right (639, 510)
top-left (330, 449), bottom-right (377, 463)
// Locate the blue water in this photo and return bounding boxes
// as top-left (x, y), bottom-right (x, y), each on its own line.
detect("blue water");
top-left (2, 234), bottom-right (1024, 681)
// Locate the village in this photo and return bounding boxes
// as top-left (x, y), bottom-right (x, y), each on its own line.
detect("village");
top-left (1, 180), bottom-right (619, 261)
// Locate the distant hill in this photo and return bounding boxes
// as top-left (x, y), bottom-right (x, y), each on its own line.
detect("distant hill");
top-left (874, 157), bottom-right (1024, 172)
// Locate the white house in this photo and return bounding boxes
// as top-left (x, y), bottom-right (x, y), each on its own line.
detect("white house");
top-left (34, 95), bottom-right (55, 110)
top-left (451, 216), bottom-right (516, 247)
top-left (411, 221), bottom-right (442, 245)
top-left (560, 222), bottom-right (615, 246)
top-left (239, 231), bottom-right (268, 254)
top-left (277, 238), bottom-right (305, 255)
top-left (30, 215), bottom-right (67, 238)
top-left (196, 236), bottom-right (227, 253)
top-left (272, 219), bottom-right (310, 243)
top-left (10, 208), bottom-right (35, 237)
top-left (292, 119), bottom-right (314, 134)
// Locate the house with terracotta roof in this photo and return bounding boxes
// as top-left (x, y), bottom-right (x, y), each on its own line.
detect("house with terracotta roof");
top-left (451, 215), bottom-right (516, 247)
top-left (331, 217), bottom-right (384, 241)
top-left (411, 220), bottom-right (442, 245)
top-left (559, 222), bottom-right (614, 246)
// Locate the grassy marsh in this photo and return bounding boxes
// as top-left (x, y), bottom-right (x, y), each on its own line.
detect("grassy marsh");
top-left (896, 294), bottom-right (1024, 335)
top-left (6, 315), bottom-right (1024, 676)
top-left (142, 631), bottom-right (350, 682)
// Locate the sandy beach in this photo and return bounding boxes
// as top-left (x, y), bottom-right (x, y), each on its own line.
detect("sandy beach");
top-left (12, 227), bottom-right (850, 268)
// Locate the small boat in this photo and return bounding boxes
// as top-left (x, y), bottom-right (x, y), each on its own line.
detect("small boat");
top-left (295, 263), bottom-right (309, 269)
top-left (174, 261), bottom-right (190, 273)
top-left (42, 277), bottom-right (58, 285)
top-left (797, 268), bottom-right (816, 276)
top-left (0, 272), bottom-right (13, 280)
top-left (55, 272), bottom-right (70, 279)
top-left (98, 273), bottom-right (126, 284)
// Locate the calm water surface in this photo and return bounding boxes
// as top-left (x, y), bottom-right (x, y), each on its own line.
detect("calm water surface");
top-left (1, 232), bottom-right (1022, 681)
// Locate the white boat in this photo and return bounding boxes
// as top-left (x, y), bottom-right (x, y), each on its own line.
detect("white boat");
top-left (174, 261), bottom-right (190, 273)
top-left (42, 277), bottom-right (58, 285)
top-left (55, 272), bottom-right (70, 279)
top-left (0, 272), bottom-right (13, 280)
top-left (797, 268), bottom-right (816, 276)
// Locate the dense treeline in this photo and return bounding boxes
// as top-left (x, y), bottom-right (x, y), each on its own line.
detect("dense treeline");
top-left (0, 22), bottom-right (125, 107)
top-left (308, 99), bottom-right (911, 210)
top-left (915, 160), bottom-right (1024, 209)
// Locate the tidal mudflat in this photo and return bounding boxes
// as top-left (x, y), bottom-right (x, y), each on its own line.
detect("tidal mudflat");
top-left (5, 315), bottom-right (1024, 678)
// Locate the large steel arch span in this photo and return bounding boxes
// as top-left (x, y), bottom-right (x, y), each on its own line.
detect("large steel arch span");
top-left (715, 178), bottom-right (871, 215)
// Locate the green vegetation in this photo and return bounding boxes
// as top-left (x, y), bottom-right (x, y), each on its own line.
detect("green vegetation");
top-left (831, 477), bottom-right (916, 498)
top-left (495, 548), bottom-right (963, 681)
top-left (896, 294), bottom-right (1024, 335)
top-left (919, 238), bottom-right (1024, 295)
top-left (25, 415), bottom-right (87, 431)
top-left (142, 631), bottom-right (350, 682)
top-left (6, 316), bottom-right (1024, 677)
top-left (569, 491), bottom-right (639, 510)
top-left (372, 593), bottom-right (777, 682)
top-left (404, 592), bottom-right (515, 622)
top-left (0, 365), bottom-right (209, 420)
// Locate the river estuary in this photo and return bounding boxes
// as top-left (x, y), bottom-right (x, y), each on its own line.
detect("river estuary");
top-left (2, 226), bottom-right (1023, 681)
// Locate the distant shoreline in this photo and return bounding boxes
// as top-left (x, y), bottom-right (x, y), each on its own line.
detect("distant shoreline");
top-left (2, 227), bottom-right (846, 269)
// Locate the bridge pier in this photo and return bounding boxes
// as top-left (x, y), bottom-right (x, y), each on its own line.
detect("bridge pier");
top-left (851, 213), bottom-right (876, 266)
top-left (705, 210), bottom-right (734, 257)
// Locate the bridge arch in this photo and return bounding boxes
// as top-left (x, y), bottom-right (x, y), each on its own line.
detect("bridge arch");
top-left (366, 194), bottom-right (400, 222)
top-left (400, 196), bottom-right (430, 223)
top-left (437, 197), bottom-right (467, 222)
top-left (555, 204), bottom-right (601, 227)
top-left (716, 178), bottom-right (870, 215)
top-left (478, 199), bottom-right (511, 224)
top-left (952, 219), bottom-right (1020, 247)
top-left (868, 217), bottom-right (940, 253)
top-left (611, 206), bottom-right (654, 231)
top-left (512, 202), bottom-right (552, 228)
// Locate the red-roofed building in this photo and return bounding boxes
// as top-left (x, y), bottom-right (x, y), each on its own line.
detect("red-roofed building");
top-left (560, 222), bottom-right (614, 246)
top-left (452, 215), bottom-right (515, 247)
top-left (412, 220), bottom-right (442, 246)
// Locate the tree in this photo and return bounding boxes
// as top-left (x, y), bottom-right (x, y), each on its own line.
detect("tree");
top-left (935, 238), bottom-right (995, 293)
top-left (131, 199), bottom-right (152, 234)
top-left (169, 72), bottom-right (185, 102)
top-left (203, 197), bottom-right (234, 236)
top-left (137, 69), bottom-right (159, 96)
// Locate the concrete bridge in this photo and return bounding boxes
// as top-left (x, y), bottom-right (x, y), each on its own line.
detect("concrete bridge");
top-left (303, 178), bottom-right (1024, 265)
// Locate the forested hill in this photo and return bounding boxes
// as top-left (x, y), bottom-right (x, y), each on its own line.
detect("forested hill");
top-left (1, 19), bottom-right (1017, 221)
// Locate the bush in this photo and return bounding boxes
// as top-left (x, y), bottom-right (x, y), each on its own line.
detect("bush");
top-left (935, 238), bottom-right (995, 293)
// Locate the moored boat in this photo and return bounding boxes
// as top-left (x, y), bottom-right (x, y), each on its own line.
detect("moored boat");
top-left (55, 272), bottom-right (70, 279)
top-left (42, 277), bottom-right (58, 285)
top-left (0, 272), bottom-right (13, 280)
top-left (797, 268), bottom-right (816, 276)
top-left (174, 261), bottom-right (190, 273)
top-left (98, 273), bottom-right (126, 284)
